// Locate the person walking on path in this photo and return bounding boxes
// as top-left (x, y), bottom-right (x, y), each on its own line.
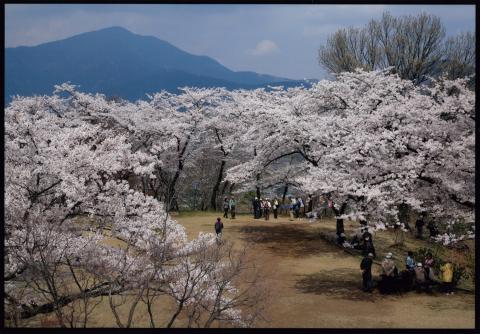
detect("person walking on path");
top-left (214, 217), bottom-right (224, 244)
top-left (273, 198), bottom-right (279, 219)
top-left (360, 253), bottom-right (374, 292)
top-left (229, 197), bottom-right (236, 219)
top-left (440, 261), bottom-right (454, 295)
top-left (223, 197), bottom-right (229, 218)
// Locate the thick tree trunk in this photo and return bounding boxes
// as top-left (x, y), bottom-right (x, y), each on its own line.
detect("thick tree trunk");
top-left (210, 160), bottom-right (226, 211)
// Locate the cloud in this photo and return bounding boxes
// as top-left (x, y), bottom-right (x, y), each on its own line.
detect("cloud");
top-left (247, 39), bottom-right (279, 56)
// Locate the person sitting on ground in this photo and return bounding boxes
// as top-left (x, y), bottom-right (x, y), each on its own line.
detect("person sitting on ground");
top-left (337, 232), bottom-right (346, 245)
top-left (223, 197), bottom-right (229, 218)
top-left (360, 253), bottom-right (374, 292)
top-left (440, 260), bottom-right (454, 295)
top-left (414, 262), bottom-right (428, 292)
top-left (214, 217), bottom-right (224, 243)
top-left (406, 251), bottom-right (415, 272)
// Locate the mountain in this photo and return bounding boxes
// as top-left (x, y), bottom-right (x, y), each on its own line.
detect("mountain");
top-left (5, 26), bottom-right (312, 103)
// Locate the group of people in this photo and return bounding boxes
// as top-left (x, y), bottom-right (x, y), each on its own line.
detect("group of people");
top-left (415, 213), bottom-right (439, 239)
top-left (361, 250), bottom-right (455, 295)
top-left (251, 197), bottom-right (280, 220)
top-left (338, 223), bottom-right (377, 258)
top-left (222, 197), bottom-right (236, 219)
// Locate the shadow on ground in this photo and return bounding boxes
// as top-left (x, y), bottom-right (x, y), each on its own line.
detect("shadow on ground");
top-left (294, 268), bottom-right (381, 302)
top-left (233, 224), bottom-right (347, 257)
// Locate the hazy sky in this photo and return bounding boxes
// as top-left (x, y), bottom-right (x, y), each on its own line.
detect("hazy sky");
top-left (5, 4), bottom-right (475, 80)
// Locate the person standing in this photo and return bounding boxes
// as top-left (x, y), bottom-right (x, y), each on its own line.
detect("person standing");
top-left (440, 260), bottom-right (454, 295)
top-left (427, 220), bottom-right (439, 238)
top-left (294, 197), bottom-right (301, 218)
top-left (264, 198), bottom-right (271, 220)
top-left (223, 197), bottom-right (229, 218)
top-left (414, 263), bottom-right (427, 292)
top-left (332, 201), bottom-right (346, 237)
top-left (362, 236), bottom-right (376, 258)
top-left (415, 213), bottom-right (426, 239)
top-left (214, 217), bottom-right (224, 243)
top-left (229, 197), bottom-right (236, 219)
top-left (298, 197), bottom-right (305, 217)
top-left (252, 197), bottom-right (260, 219)
top-left (360, 253), bottom-right (374, 292)
top-left (406, 251), bottom-right (415, 272)
top-left (306, 194), bottom-right (313, 215)
top-left (424, 252), bottom-right (436, 281)
top-left (289, 197), bottom-right (297, 221)
top-left (273, 198), bottom-right (279, 219)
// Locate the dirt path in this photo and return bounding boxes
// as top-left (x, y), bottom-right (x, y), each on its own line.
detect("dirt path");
top-left (176, 213), bottom-right (475, 328)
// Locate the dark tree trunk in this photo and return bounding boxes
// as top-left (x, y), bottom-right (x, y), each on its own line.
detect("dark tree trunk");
top-left (282, 183), bottom-right (289, 204)
top-left (254, 146), bottom-right (261, 199)
top-left (210, 160), bottom-right (226, 211)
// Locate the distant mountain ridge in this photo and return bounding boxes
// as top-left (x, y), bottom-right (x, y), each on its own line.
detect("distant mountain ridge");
top-left (5, 26), bottom-right (313, 103)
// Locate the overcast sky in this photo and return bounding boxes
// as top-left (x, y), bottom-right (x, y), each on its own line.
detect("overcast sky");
top-left (5, 4), bottom-right (475, 80)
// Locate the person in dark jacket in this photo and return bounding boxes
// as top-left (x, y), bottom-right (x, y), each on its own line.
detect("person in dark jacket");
top-left (415, 213), bottom-right (426, 239)
top-left (427, 220), bottom-right (438, 238)
top-left (360, 253), bottom-right (374, 292)
top-left (273, 198), bottom-right (279, 219)
top-left (223, 197), bottom-right (229, 218)
top-left (332, 201), bottom-right (347, 237)
top-left (214, 217), bottom-right (224, 243)
top-left (362, 236), bottom-right (376, 258)
top-left (252, 197), bottom-right (260, 219)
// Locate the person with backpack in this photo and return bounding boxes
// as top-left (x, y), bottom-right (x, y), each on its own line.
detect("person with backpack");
top-left (229, 197), bottom-right (236, 219)
top-left (223, 197), bottom-right (229, 218)
top-left (360, 253), bottom-right (374, 292)
top-left (273, 198), bottom-right (279, 219)
top-left (214, 217), bottom-right (224, 243)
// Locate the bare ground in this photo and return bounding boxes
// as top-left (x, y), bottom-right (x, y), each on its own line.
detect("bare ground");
top-left (174, 212), bottom-right (475, 328)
